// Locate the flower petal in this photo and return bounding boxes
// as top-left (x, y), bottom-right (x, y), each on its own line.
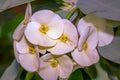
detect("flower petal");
top-left (39, 54), bottom-right (59, 80)
top-left (62, 19), bottom-right (78, 47)
top-left (48, 41), bottom-right (74, 55)
top-left (24, 21), bottom-right (57, 47)
top-left (35, 46), bottom-right (46, 54)
top-left (86, 49), bottom-right (99, 64)
top-left (16, 36), bottom-right (29, 54)
top-left (84, 14), bottom-right (106, 31)
top-left (77, 18), bottom-right (90, 51)
top-left (57, 55), bottom-right (73, 78)
top-left (19, 53), bottom-right (39, 72)
top-left (25, 3), bottom-right (32, 18)
top-left (48, 19), bottom-right (78, 55)
top-left (98, 27), bottom-right (114, 46)
top-left (71, 49), bottom-right (93, 66)
top-left (31, 10), bottom-right (59, 25)
top-left (13, 3), bottom-right (31, 41)
top-left (87, 26), bottom-right (98, 49)
top-left (46, 17), bottom-right (63, 39)
top-left (12, 21), bottom-right (26, 41)
top-left (13, 40), bottom-right (20, 63)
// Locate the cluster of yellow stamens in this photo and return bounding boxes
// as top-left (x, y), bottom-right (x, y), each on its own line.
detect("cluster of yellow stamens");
top-left (23, 18), bottom-right (29, 25)
top-left (50, 59), bottom-right (59, 67)
top-left (39, 25), bottom-right (49, 33)
top-left (29, 46), bottom-right (35, 54)
top-left (82, 42), bottom-right (88, 51)
top-left (59, 34), bottom-right (68, 43)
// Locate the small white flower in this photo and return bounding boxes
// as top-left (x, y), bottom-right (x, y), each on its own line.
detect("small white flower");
top-left (84, 14), bottom-right (114, 46)
top-left (48, 19), bottom-right (78, 55)
top-left (24, 10), bottom-right (64, 47)
top-left (38, 54), bottom-right (73, 80)
top-left (15, 36), bottom-right (39, 72)
top-left (71, 18), bottom-right (99, 66)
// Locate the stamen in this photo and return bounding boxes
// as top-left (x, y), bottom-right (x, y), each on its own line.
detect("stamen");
top-left (59, 34), bottom-right (68, 42)
top-left (50, 59), bottom-right (59, 67)
top-left (23, 18), bottom-right (29, 25)
top-left (95, 25), bottom-right (99, 30)
top-left (39, 25), bottom-right (48, 33)
top-left (82, 42), bottom-right (88, 51)
top-left (29, 46), bottom-right (35, 54)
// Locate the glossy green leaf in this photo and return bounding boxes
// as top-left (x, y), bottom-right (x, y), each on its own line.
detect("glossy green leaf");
top-left (0, 0), bottom-right (34, 12)
top-left (25, 72), bottom-right (35, 80)
top-left (98, 37), bottom-right (120, 64)
top-left (68, 68), bottom-right (83, 80)
top-left (0, 60), bottom-right (20, 80)
top-left (1, 14), bottom-right (24, 36)
top-left (84, 65), bottom-right (97, 79)
top-left (77, 0), bottom-right (120, 20)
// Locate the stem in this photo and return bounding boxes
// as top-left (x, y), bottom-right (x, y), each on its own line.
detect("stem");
top-left (65, 7), bottom-right (79, 20)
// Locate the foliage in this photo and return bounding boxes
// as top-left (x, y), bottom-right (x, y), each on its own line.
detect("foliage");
top-left (0, 0), bottom-right (120, 80)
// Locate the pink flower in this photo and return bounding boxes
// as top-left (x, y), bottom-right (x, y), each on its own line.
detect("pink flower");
top-left (71, 19), bottom-right (99, 66)
top-left (24, 10), bottom-right (64, 47)
top-left (38, 54), bottom-right (73, 80)
top-left (14, 36), bottom-right (39, 72)
top-left (83, 14), bottom-right (114, 47)
top-left (48, 19), bottom-right (78, 55)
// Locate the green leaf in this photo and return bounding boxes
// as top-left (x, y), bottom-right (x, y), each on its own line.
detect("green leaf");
top-left (98, 37), bottom-right (120, 64)
top-left (93, 63), bottom-right (109, 80)
top-left (115, 27), bottom-right (120, 36)
top-left (77, 0), bottom-right (120, 20)
top-left (68, 68), bottom-right (83, 80)
top-left (100, 58), bottom-right (120, 80)
top-left (0, 60), bottom-right (20, 80)
top-left (0, 0), bottom-right (34, 12)
top-left (33, 2), bottom-right (61, 12)
top-left (34, 73), bottom-right (43, 80)
top-left (1, 14), bottom-right (24, 36)
top-left (84, 65), bottom-right (97, 79)
top-left (25, 72), bottom-right (35, 80)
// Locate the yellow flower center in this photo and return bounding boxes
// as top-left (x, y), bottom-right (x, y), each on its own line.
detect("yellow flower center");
top-left (82, 42), bottom-right (88, 51)
top-left (29, 46), bottom-right (35, 54)
top-left (39, 25), bottom-right (49, 33)
top-left (59, 34), bottom-right (68, 43)
top-left (23, 18), bottom-right (29, 25)
top-left (50, 59), bottom-right (59, 67)
top-left (95, 25), bottom-right (100, 31)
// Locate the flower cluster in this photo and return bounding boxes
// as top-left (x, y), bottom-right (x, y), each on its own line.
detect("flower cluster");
top-left (13, 6), bottom-right (114, 80)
